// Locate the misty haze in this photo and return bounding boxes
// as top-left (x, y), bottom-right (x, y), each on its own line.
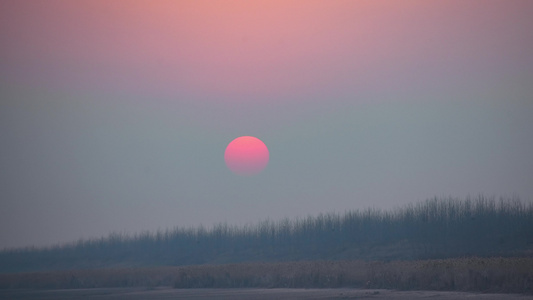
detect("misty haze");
top-left (1, 0), bottom-right (533, 299)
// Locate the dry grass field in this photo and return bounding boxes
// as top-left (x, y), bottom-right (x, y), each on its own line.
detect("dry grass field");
top-left (1, 257), bottom-right (532, 294)
top-left (1, 287), bottom-right (532, 300)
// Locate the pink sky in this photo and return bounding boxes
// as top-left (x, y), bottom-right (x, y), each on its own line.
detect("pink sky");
top-left (3, 1), bottom-right (529, 101)
top-left (1, 1), bottom-right (532, 248)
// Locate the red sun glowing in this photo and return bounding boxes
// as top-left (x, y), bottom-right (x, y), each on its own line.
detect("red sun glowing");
top-left (224, 136), bottom-right (269, 176)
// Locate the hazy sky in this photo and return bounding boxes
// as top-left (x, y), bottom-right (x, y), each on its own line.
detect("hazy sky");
top-left (1, 0), bottom-right (532, 249)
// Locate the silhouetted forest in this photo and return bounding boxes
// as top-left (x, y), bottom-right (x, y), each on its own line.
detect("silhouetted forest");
top-left (1, 196), bottom-right (532, 273)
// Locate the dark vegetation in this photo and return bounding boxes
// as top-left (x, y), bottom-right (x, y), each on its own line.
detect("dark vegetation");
top-left (1, 196), bottom-right (532, 273)
top-left (1, 258), bottom-right (532, 294)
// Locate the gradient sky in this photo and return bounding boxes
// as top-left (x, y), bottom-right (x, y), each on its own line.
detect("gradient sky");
top-left (1, 0), bottom-right (532, 249)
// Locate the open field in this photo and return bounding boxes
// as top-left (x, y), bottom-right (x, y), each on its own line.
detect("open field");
top-left (1, 257), bottom-right (532, 294)
top-left (1, 287), bottom-right (532, 300)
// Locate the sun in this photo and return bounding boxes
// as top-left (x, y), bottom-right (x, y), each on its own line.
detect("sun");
top-left (224, 136), bottom-right (269, 176)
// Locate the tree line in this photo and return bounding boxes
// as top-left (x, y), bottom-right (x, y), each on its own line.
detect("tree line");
top-left (1, 196), bottom-right (532, 273)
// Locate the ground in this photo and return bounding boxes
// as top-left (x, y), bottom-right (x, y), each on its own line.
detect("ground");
top-left (1, 287), bottom-right (532, 300)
